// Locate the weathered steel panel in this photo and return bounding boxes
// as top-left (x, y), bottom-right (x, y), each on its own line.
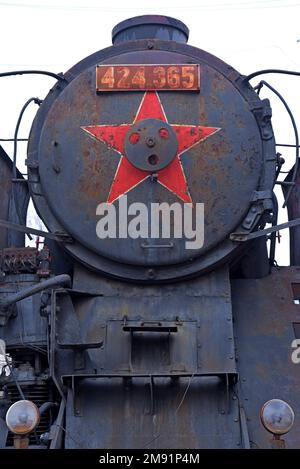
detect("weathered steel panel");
top-left (65, 377), bottom-right (241, 449)
top-left (232, 267), bottom-right (300, 448)
top-left (0, 146), bottom-right (29, 248)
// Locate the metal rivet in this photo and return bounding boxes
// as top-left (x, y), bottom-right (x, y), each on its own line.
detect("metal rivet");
top-left (146, 137), bottom-right (155, 148)
top-left (147, 268), bottom-right (155, 279)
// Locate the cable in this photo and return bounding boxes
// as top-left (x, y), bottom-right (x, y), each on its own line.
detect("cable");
top-left (0, 138), bottom-right (28, 142)
top-left (269, 192), bottom-right (278, 268)
top-left (0, 69), bottom-right (66, 82)
top-left (12, 98), bottom-right (41, 181)
top-left (276, 143), bottom-right (300, 148)
top-left (0, 0), bottom-right (298, 12)
top-left (255, 80), bottom-right (299, 207)
top-left (245, 69), bottom-right (300, 82)
top-left (175, 373), bottom-right (195, 413)
top-left (142, 373), bottom-right (195, 448)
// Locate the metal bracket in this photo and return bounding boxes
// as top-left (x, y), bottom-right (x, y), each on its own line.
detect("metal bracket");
top-left (251, 190), bottom-right (272, 202)
top-left (71, 375), bottom-right (83, 417)
top-left (66, 372), bottom-right (238, 419)
top-left (230, 217), bottom-right (300, 242)
top-left (58, 341), bottom-right (103, 371)
top-left (0, 304), bottom-right (16, 327)
top-left (232, 190), bottom-right (274, 236)
top-left (239, 406), bottom-right (251, 449)
top-left (0, 219), bottom-right (73, 243)
top-left (141, 242), bottom-right (174, 249)
top-left (252, 98), bottom-right (273, 141)
top-left (250, 190), bottom-right (273, 211)
top-left (123, 322), bottom-right (178, 333)
top-left (149, 375), bottom-right (155, 415)
top-left (240, 203), bottom-right (264, 231)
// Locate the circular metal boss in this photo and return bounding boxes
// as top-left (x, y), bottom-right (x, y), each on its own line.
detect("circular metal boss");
top-left (124, 118), bottom-right (178, 171)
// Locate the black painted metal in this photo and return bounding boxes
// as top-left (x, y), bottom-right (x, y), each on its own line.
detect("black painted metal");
top-left (0, 15), bottom-right (298, 450)
top-left (27, 33), bottom-right (276, 282)
top-left (232, 267), bottom-right (300, 449)
top-left (112, 15), bottom-right (189, 44)
top-left (124, 118), bottom-right (178, 171)
top-left (0, 146), bottom-right (29, 248)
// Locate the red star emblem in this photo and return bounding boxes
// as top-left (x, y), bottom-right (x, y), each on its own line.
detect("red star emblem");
top-left (82, 92), bottom-right (220, 203)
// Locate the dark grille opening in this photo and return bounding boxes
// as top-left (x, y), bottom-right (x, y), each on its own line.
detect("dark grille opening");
top-left (5, 383), bottom-right (52, 447)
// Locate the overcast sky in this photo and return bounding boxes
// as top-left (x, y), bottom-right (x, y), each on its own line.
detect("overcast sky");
top-left (0, 0), bottom-right (299, 264)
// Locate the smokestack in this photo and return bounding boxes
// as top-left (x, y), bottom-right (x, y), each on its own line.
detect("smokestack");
top-left (112, 15), bottom-right (189, 45)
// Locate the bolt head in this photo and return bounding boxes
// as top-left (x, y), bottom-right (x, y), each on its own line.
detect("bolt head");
top-left (146, 137), bottom-right (155, 148)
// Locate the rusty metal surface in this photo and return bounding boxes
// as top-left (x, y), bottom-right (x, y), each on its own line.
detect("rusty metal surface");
top-left (56, 267), bottom-right (236, 378)
top-left (0, 246), bottom-right (51, 276)
top-left (0, 274), bottom-right (47, 348)
top-left (65, 377), bottom-right (240, 449)
top-left (52, 266), bottom-right (240, 448)
top-left (0, 146), bottom-right (29, 249)
top-left (232, 266), bottom-right (300, 448)
top-left (96, 64), bottom-right (200, 91)
top-left (0, 147), bottom-right (12, 249)
top-left (1, 15), bottom-right (294, 451)
top-left (0, 247), bottom-right (38, 274)
top-left (27, 38), bottom-right (275, 281)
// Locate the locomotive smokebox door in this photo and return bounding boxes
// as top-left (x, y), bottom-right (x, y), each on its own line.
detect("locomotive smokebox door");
top-left (28, 16), bottom-right (276, 282)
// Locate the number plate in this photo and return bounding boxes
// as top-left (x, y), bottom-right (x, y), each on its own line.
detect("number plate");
top-left (96, 64), bottom-right (200, 92)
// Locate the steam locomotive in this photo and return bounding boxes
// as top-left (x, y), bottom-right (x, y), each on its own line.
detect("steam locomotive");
top-left (0, 15), bottom-right (299, 449)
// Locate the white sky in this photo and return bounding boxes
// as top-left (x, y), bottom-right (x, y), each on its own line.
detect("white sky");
top-left (0, 0), bottom-right (300, 265)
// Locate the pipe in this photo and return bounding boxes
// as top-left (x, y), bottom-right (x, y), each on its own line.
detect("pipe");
top-left (0, 274), bottom-right (71, 309)
top-left (39, 402), bottom-right (58, 416)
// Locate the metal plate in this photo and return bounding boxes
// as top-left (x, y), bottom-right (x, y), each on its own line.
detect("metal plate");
top-left (96, 64), bottom-right (200, 91)
top-left (124, 118), bottom-right (178, 171)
